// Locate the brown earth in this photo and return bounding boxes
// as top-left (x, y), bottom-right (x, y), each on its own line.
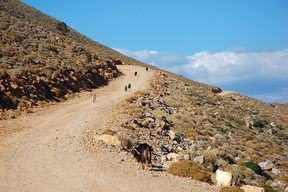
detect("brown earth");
top-left (0, 66), bottom-right (219, 192)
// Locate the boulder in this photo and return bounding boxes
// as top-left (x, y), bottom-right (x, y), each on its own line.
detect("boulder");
top-left (259, 160), bottom-right (273, 171)
top-left (216, 169), bottom-right (232, 186)
top-left (193, 156), bottom-right (204, 165)
top-left (240, 185), bottom-right (265, 192)
top-left (271, 180), bottom-right (288, 190)
top-left (95, 134), bottom-right (122, 148)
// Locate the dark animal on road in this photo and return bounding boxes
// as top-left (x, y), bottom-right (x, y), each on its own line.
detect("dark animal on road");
top-left (146, 67), bottom-right (149, 71)
top-left (134, 72), bottom-right (137, 76)
top-left (124, 85), bottom-right (128, 92)
top-left (92, 94), bottom-right (96, 103)
top-left (128, 83), bottom-right (131, 90)
top-left (132, 143), bottom-right (153, 169)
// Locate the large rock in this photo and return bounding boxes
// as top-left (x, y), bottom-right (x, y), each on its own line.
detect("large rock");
top-left (193, 156), bottom-right (204, 165)
top-left (216, 169), bottom-right (232, 186)
top-left (240, 185), bottom-right (265, 192)
top-left (259, 160), bottom-right (273, 171)
top-left (95, 134), bottom-right (122, 148)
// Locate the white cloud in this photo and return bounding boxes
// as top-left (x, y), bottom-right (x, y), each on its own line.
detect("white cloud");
top-left (182, 50), bottom-right (288, 84)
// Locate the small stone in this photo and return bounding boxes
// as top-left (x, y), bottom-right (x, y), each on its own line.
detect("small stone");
top-left (259, 160), bottom-right (273, 171)
top-left (168, 130), bottom-right (176, 140)
top-left (176, 146), bottom-right (183, 151)
top-left (183, 155), bottom-right (190, 160)
top-left (161, 156), bottom-right (167, 163)
top-left (272, 168), bottom-right (282, 176)
top-left (193, 156), bottom-right (204, 164)
top-left (166, 153), bottom-right (180, 161)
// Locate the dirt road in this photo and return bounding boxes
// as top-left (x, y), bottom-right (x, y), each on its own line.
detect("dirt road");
top-left (0, 66), bottom-right (219, 192)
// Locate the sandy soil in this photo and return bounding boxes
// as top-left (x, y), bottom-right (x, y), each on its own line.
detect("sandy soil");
top-left (0, 66), bottom-right (219, 192)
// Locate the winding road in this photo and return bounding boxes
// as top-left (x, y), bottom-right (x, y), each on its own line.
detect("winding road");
top-left (0, 66), bottom-right (219, 192)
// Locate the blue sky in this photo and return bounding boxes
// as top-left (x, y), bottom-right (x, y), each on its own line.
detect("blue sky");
top-left (21, 0), bottom-right (288, 102)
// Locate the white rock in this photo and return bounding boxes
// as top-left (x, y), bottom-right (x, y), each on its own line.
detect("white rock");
top-left (193, 156), bottom-right (204, 165)
top-left (272, 168), bottom-right (281, 176)
top-left (168, 130), bottom-right (176, 140)
top-left (95, 134), bottom-right (122, 148)
top-left (216, 169), bottom-right (232, 187)
top-left (166, 153), bottom-right (180, 161)
top-left (183, 155), bottom-right (190, 160)
top-left (259, 160), bottom-right (273, 171)
top-left (240, 185), bottom-right (265, 192)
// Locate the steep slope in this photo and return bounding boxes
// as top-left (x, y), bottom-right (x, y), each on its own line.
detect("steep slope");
top-left (107, 71), bottom-right (288, 191)
top-left (0, 0), bottom-right (152, 114)
top-left (0, 0), bottom-right (146, 66)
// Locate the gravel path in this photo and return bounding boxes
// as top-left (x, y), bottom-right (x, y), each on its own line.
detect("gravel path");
top-left (0, 66), bottom-right (219, 192)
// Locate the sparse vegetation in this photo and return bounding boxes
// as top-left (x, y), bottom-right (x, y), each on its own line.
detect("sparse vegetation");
top-left (168, 160), bottom-right (212, 184)
top-left (262, 184), bottom-right (278, 192)
top-left (243, 162), bottom-right (261, 174)
top-left (219, 186), bottom-right (244, 192)
top-left (46, 45), bottom-right (59, 54)
top-left (102, 129), bottom-right (116, 135)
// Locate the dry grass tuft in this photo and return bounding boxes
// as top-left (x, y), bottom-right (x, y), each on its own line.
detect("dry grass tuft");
top-left (102, 129), bottom-right (116, 135)
top-left (219, 186), bottom-right (244, 192)
top-left (168, 160), bottom-right (212, 184)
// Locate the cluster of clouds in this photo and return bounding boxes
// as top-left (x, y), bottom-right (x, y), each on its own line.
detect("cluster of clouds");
top-left (114, 48), bottom-right (288, 102)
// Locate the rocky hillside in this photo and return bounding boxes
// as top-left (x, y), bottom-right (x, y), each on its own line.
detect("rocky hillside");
top-left (98, 71), bottom-right (288, 191)
top-left (0, 0), bottom-right (153, 116)
top-left (0, 0), bottom-right (148, 67)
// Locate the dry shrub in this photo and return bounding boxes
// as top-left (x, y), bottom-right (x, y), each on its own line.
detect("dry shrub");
top-left (102, 129), bottom-right (116, 135)
top-left (168, 160), bottom-right (212, 184)
top-left (133, 91), bottom-right (145, 96)
top-left (219, 186), bottom-right (244, 192)
top-left (122, 125), bottom-right (135, 130)
top-left (125, 96), bottom-right (138, 103)
top-left (51, 88), bottom-right (62, 97)
top-left (276, 175), bottom-right (288, 183)
top-left (127, 105), bottom-right (141, 115)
